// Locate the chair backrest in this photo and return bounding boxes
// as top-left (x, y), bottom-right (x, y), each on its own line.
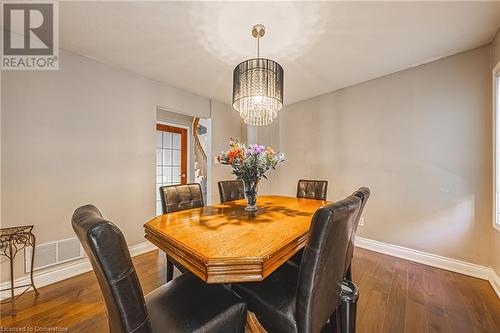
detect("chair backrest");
top-left (218, 180), bottom-right (245, 203)
top-left (159, 183), bottom-right (204, 214)
top-left (344, 187), bottom-right (371, 277)
top-left (296, 195), bottom-right (361, 333)
top-left (296, 180), bottom-right (328, 200)
top-left (72, 205), bottom-right (150, 333)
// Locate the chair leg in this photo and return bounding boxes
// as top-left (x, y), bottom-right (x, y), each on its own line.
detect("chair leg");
top-left (328, 310), bottom-right (341, 333)
top-left (339, 300), bottom-right (357, 333)
top-left (339, 281), bottom-right (359, 333)
top-left (166, 256), bottom-right (174, 282)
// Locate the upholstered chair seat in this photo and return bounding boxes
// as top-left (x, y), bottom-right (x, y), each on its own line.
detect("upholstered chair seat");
top-left (145, 273), bottom-right (247, 332)
top-left (234, 263), bottom-right (300, 333)
top-left (72, 204), bottom-right (247, 333)
top-left (218, 180), bottom-right (245, 203)
top-left (159, 183), bottom-right (204, 282)
top-left (233, 194), bottom-right (362, 333)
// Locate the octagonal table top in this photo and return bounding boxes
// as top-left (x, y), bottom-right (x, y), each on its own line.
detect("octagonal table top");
top-left (144, 195), bottom-right (329, 283)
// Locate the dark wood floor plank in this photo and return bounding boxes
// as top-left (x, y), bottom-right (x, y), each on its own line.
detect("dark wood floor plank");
top-left (407, 261), bottom-right (427, 306)
top-left (358, 289), bottom-right (388, 333)
top-left (1, 248), bottom-right (499, 333)
top-left (404, 300), bottom-right (428, 333)
top-left (436, 269), bottom-right (475, 333)
top-left (453, 273), bottom-right (499, 333)
top-left (427, 311), bottom-right (452, 333)
top-left (422, 266), bottom-right (450, 318)
top-left (382, 260), bottom-right (408, 333)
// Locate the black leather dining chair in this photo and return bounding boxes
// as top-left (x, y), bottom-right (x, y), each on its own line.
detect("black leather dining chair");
top-left (233, 194), bottom-right (362, 333)
top-left (218, 180), bottom-right (245, 203)
top-left (159, 183), bottom-right (204, 282)
top-left (290, 187), bottom-right (370, 280)
top-left (296, 179), bottom-right (328, 200)
top-left (159, 183), bottom-right (204, 214)
top-left (289, 179), bottom-right (329, 266)
top-left (344, 187), bottom-right (370, 281)
top-left (72, 204), bottom-right (247, 333)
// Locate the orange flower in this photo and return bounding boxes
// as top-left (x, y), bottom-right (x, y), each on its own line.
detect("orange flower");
top-left (226, 147), bottom-right (245, 165)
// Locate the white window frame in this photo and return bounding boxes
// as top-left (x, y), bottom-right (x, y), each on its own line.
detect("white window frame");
top-left (493, 62), bottom-right (500, 231)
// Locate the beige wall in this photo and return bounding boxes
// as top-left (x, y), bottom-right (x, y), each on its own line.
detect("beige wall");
top-left (278, 45), bottom-right (493, 266)
top-left (209, 101), bottom-right (243, 204)
top-left (1, 50), bottom-right (239, 282)
top-left (492, 29), bottom-right (500, 276)
top-left (493, 29), bottom-right (500, 66)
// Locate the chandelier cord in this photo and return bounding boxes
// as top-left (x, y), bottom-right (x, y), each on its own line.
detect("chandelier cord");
top-left (256, 35), bottom-right (260, 58)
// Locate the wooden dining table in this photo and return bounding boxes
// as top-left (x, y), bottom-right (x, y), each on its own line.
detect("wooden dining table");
top-left (143, 195), bottom-right (329, 284)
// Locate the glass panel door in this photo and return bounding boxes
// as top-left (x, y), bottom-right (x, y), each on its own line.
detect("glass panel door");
top-left (156, 124), bottom-right (187, 214)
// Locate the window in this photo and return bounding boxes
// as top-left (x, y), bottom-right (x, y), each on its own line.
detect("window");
top-left (496, 72), bottom-right (500, 229)
top-left (156, 123), bottom-right (187, 215)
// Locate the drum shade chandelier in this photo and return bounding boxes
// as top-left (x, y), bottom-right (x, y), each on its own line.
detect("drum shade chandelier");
top-left (232, 24), bottom-right (284, 126)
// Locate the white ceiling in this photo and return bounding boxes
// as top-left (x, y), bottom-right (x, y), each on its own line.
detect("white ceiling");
top-left (59, 1), bottom-right (500, 106)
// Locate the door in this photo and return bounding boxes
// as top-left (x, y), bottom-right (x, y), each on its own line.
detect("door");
top-left (156, 123), bottom-right (188, 214)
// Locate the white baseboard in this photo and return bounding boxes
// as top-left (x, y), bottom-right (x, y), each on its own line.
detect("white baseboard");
top-left (129, 241), bottom-right (157, 257)
top-left (0, 241), bottom-right (157, 300)
top-left (490, 267), bottom-right (500, 298)
top-left (355, 236), bottom-right (500, 298)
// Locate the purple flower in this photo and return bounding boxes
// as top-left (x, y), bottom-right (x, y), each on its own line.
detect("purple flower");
top-left (248, 144), bottom-right (266, 155)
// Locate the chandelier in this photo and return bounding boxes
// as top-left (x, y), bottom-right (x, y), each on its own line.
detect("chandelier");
top-left (232, 25), bottom-right (284, 126)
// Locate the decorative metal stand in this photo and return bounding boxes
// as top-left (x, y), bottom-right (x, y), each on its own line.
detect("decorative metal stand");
top-left (0, 225), bottom-right (39, 314)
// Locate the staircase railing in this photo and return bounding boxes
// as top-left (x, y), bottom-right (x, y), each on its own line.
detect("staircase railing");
top-left (193, 117), bottom-right (207, 179)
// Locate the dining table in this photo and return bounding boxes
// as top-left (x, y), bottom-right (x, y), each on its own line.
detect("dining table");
top-left (143, 195), bottom-right (329, 284)
top-left (144, 195), bottom-right (329, 332)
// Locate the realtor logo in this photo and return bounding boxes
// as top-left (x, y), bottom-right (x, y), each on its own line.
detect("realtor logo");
top-left (2, 1), bottom-right (59, 70)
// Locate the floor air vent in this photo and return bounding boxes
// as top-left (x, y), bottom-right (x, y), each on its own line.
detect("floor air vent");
top-left (25, 237), bottom-right (84, 273)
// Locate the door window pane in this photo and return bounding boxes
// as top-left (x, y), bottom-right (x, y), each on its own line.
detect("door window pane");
top-left (172, 149), bottom-right (181, 166)
top-left (156, 149), bottom-right (162, 166)
top-left (163, 148), bottom-right (172, 165)
top-left (172, 133), bottom-right (181, 149)
top-left (162, 132), bottom-right (172, 147)
top-left (172, 166), bottom-right (181, 183)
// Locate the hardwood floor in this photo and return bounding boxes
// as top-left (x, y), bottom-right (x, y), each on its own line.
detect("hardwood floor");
top-left (1, 248), bottom-right (499, 332)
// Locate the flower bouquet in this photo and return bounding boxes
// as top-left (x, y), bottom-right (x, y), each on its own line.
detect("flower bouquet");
top-left (217, 138), bottom-right (285, 211)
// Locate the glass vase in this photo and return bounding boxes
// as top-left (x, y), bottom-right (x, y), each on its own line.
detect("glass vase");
top-left (243, 178), bottom-right (259, 211)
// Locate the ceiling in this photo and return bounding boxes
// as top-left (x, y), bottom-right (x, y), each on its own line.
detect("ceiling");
top-left (59, 1), bottom-right (500, 106)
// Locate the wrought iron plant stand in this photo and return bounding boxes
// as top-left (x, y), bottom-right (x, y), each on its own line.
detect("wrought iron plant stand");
top-left (0, 225), bottom-right (38, 314)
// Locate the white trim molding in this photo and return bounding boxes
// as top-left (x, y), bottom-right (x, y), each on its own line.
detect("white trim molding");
top-left (492, 63), bottom-right (500, 232)
top-left (0, 241), bottom-right (157, 300)
top-left (355, 236), bottom-right (500, 298)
